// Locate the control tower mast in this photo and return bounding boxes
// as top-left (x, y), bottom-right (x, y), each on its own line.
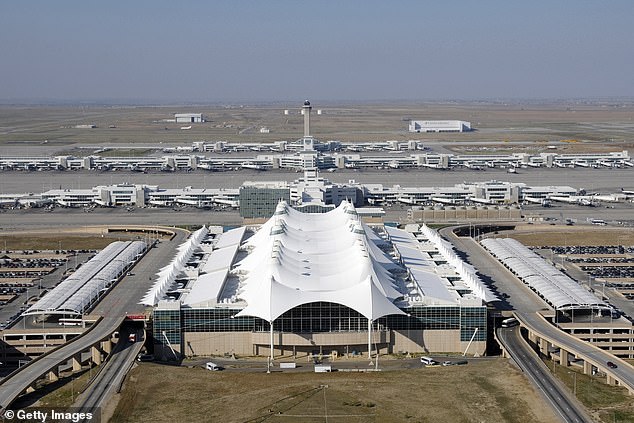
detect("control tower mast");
top-left (302, 100), bottom-right (312, 138)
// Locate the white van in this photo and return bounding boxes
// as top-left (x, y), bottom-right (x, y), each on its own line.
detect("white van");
top-left (205, 362), bottom-right (222, 371)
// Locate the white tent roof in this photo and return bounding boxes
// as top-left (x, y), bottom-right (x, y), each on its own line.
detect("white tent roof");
top-left (235, 201), bottom-right (404, 322)
top-left (481, 237), bottom-right (608, 310)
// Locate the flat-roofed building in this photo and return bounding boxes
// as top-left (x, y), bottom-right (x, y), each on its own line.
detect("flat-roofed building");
top-left (409, 120), bottom-right (471, 133)
top-left (175, 113), bottom-right (204, 123)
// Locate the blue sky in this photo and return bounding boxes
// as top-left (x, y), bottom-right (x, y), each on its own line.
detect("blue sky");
top-left (1, 1), bottom-right (633, 102)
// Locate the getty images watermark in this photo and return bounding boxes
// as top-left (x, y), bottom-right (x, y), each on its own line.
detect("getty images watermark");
top-left (2, 408), bottom-right (100, 423)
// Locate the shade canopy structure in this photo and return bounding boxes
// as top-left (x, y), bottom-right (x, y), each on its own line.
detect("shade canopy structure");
top-left (25, 241), bottom-right (146, 316)
top-left (481, 237), bottom-right (609, 311)
top-left (234, 201), bottom-right (405, 322)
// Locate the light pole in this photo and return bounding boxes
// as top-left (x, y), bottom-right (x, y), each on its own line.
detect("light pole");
top-left (24, 288), bottom-right (29, 329)
top-left (568, 371), bottom-right (577, 396)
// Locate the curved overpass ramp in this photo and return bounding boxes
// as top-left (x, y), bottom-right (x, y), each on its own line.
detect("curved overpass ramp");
top-left (0, 226), bottom-right (188, 410)
top-left (497, 325), bottom-right (591, 423)
top-left (516, 311), bottom-right (634, 394)
top-left (0, 315), bottom-right (124, 410)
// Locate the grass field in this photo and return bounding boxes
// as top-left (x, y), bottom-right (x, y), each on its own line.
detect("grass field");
top-left (544, 359), bottom-right (634, 423)
top-left (110, 359), bottom-right (558, 423)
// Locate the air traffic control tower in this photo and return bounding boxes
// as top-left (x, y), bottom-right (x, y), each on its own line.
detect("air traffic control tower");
top-left (301, 100), bottom-right (314, 151)
top-left (302, 99), bottom-right (312, 137)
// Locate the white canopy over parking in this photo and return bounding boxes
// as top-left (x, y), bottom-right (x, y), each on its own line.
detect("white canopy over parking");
top-left (25, 240), bottom-right (146, 316)
top-left (481, 237), bottom-right (608, 311)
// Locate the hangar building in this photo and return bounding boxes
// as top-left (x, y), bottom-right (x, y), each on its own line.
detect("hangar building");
top-left (175, 113), bottom-right (204, 123)
top-left (409, 120), bottom-right (471, 133)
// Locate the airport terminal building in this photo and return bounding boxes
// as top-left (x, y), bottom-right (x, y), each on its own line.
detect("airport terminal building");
top-left (152, 201), bottom-right (496, 360)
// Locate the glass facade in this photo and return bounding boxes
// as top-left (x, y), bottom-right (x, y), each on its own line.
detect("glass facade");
top-left (154, 302), bottom-right (487, 342)
top-left (239, 187), bottom-right (290, 218)
top-left (460, 307), bottom-right (488, 341)
top-left (153, 308), bottom-right (182, 346)
top-left (183, 308), bottom-right (254, 332)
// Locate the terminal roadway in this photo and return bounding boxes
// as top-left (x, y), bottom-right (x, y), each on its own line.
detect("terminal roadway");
top-left (516, 311), bottom-right (634, 393)
top-left (441, 226), bottom-right (634, 418)
top-left (497, 326), bottom-right (590, 423)
top-left (74, 327), bottom-right (145, 413)
top-left (0, 227), bottom-right (187, 410)
top-left (0, 315), bottom-right (124, 410)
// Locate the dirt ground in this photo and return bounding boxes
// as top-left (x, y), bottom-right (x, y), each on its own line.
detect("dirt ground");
top-left (2, 102), bottom-right (634, 147)
top-left (504, 225), bottom-right (634, 247)
top-left (110, 359), bottom-right (558, 423)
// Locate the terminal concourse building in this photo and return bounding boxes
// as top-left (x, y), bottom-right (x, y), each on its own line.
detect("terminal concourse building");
top-left (152, 201), bottom-right (496, 361)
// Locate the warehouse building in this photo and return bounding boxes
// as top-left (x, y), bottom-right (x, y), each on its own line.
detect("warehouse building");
top-left (175, 113), bottom-right (204, 123)
top-left (409, 120), bottom-right (472, 133)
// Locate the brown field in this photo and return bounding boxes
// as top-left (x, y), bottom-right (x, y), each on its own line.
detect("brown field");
top-left (505, 225), bottom-right (634, 247)
top-left (0, 228), bottom-right (151, 251)
top-left (110, 359), bottom-right (558, 423)
top-left (543, 358), bottom-right (634, 423)
top-left (1, 102), bottom-right (634, 149)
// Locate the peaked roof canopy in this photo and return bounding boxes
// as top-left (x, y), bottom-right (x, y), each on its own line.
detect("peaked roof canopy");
top-left (235, 201), bottom-right (404, 322)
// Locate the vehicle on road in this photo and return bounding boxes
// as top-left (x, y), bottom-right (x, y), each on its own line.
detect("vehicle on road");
top-left (128, 333), bottom-right (136, 343)
top-left (420, 356), bottom-right (438, 365)
top-left (137, 353), bottom-right (154, 362)
top-left (205, 361), bottom-right (223, 371)
top-left (58, 318), bottom-right (83, 326)
top-left (501, 317), bottom-right (519, 328)
top-left (607, 361), bottom-right (618, 369)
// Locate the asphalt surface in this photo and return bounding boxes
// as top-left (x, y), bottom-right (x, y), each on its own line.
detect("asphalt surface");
top-left (0, 167), bottom-right (631, 193)
top-left (181, 355), bottom-right (482, 373)
top-left (0, 207), bottom-right (243, 229)
top-left (439, 226), bottom-right (621, 420)
top-left (516, 311), bottom-right (634, 393)
top-left (439, 227), bottom-right (551, 313)
top-left (498, 326), bottom-right (591, 423)
top-left (74, 327), bottom-right (145, 421)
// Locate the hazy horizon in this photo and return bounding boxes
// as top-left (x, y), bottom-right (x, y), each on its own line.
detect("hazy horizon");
top-left (2, 1), bottom-right (633, 103)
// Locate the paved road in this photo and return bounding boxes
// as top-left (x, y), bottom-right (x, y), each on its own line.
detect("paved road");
top-left (439, 227), bottom-right (551, 313)
top-left (0, 315), bottom-right (124, 410)
top-left (0, 208), bottom-right (243, 230)
top-left (0, 167), bottom-right (631, 193)
top-left (74, 327), bottom-right (144, 420)
top-left (440, 226), bottom-right (596, 420)
top-left (443, 226), bottom-right (634, 407)
top-left (516, 311), bottom-right (634, 392)
top-left (0, 228), bottom-right (188, 410)
top-left (498, 326), bottom-right (591, 423)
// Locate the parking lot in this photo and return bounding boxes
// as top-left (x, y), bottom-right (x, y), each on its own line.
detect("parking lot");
top-left (537, 244), bottom-right (634, 307)
top-left (0, 250), bottom-right (95, 329)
